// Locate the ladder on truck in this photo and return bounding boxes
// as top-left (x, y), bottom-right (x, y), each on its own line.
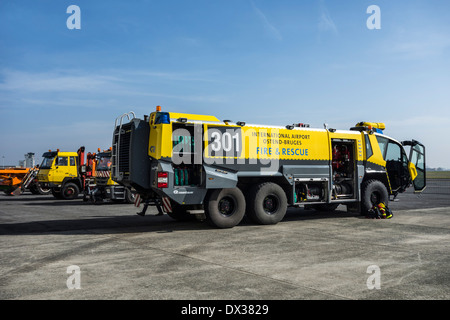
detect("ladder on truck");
top-left (111, 111), bottom-right (136, 182)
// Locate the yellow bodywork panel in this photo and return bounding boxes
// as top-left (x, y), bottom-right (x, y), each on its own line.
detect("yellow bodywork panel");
top-left (148, 112), bottom-right (221, 159)
top-left (408, 162), bottom-right (418, 181)
top-left (149, 123), bottom-right (173, 159)
top-left (366, 134), bottom-right (386, 167)
top-left (203, 125), bottom-right (332, 161)
top-left (168, 112), bottom-right (220, 123)
top-left (146, 112), bottom-right (389, 166)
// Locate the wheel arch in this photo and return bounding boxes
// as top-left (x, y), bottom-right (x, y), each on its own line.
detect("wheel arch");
top-left (62, 177), bottom-right (82, 190)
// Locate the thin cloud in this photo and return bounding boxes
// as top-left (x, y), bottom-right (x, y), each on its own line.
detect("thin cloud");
top-left (0, 69), bottom-right (219, 93)
top-left (388, 32), bottom-right (450, 59)
top-left (250, 0), bottom-right (282, 41)
top-left (318, 1), bottom-right (338, 35)
top-left (0, 69), bottom-right (228, 110)
top-left (0, 70), bottom-right (121, 93)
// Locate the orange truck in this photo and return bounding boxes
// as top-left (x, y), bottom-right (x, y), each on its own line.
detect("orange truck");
top-left (0, 167), bottom-right (50, 195)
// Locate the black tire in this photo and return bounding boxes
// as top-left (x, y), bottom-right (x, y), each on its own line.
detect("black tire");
top-left (361, 180), bottom-right (389, 214)
top-left (124, 188), bottom-right (135, 204)
top-left (51, 188), bottom-right (64, 199)
top-left (247, 182), bottom-right (288, 225)
top-left (29, 184), bottom-right (41, 195)
top-left (205, 188), bottom-right (246, 228)
top-left (61, 183), bottom-right (80, 200)
top-left (35, 183), bottom-right (51, 195)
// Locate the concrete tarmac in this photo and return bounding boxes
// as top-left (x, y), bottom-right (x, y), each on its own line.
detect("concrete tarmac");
top-left (0, 182), bottom-right (449, 300)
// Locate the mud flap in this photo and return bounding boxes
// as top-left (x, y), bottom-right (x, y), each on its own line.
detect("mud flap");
top-left (161, 197), bottom-right (172, 213)
top-left (134, 193), bottom-right (142, 207)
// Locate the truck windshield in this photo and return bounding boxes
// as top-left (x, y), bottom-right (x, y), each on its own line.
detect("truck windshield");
top-left (40, 156), bottom-right (55, 169)
top-left (97, 154), bottom-right (112, 171)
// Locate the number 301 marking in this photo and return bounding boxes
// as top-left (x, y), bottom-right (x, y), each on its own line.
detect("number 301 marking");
top-left (209, 128), bottom-right (241, 155)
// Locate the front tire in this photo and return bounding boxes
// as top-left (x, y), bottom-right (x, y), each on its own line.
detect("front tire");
top-left (205, 188), bottom-right (246, 229)
top-left (361, 180), bottom-right (389, 214)
top-left (61, 183), bottom-right (80, 200)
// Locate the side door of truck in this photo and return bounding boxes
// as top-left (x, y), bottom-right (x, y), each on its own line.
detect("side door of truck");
top-left (376, 135), bottom-right (411, 193)
top-left (402, 140), bottom-right (426, 192)
top-left (52, 156), bottom-right (70, 184)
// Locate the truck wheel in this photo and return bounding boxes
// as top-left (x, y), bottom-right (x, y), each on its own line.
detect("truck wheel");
top-left (37, 184), bottom-right (51, 195)
top-left (205, 188), bottom-right (246, 228)
top-left (29, 184), bottom-right (40, 195)
top-left (61, 183), bottom-right (80, 200)
top-left (51, 188), bottom-right (64, 199)
top-left (247, 182), bottom-right (288, 225)
top-left (361, 180), bottom-right (389, 214)
top-left (125, 188), bottom-right (135, 204)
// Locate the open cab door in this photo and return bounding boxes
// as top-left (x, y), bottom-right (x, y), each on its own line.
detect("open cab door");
top-left (402, 140), bottom-right (426, 193)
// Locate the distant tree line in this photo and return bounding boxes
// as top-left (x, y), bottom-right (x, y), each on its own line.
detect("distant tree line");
top-left (427, 167), bottom-right (449, 171)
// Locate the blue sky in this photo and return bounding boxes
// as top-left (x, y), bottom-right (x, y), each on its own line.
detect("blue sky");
top-left (1, 0), bottom-right (450, 168)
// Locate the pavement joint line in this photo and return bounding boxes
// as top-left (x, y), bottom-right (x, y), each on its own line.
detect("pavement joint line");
top-left (2, 193), bottom-right (450, 299)
top-left (0, 236), bottom-right (113, 280)
top-left (85, 229), bottom-right (353, 300)
top-left (273, 222), bottom-right (450, 255)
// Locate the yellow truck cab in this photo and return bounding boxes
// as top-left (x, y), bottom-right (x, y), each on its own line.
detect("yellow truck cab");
top-left (37, 147), bottom-right (88, 200)
top-left (111, 107), bottom-right (426, 228)
top-left (89, 149), bottom-right (135, 203)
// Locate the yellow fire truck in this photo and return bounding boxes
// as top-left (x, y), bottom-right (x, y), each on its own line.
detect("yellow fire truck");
top-left (111, 107), bottom-right (426, 228)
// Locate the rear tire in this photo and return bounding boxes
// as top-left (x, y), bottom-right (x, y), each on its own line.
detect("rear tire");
top-left (61, 183), bottom-right (80, 200)
top-left (36, 184), bottom-right (51, 195)
top-left (29, 184), bottom-right (41, 195)
top-left (205, 188), bottom-right (246, 229)
top-left (247, 182), bottom-right (288, 225)
top-left (51, 188), bottom-right (64, 199)
top-left (361, 180), bottom-right (389, 214)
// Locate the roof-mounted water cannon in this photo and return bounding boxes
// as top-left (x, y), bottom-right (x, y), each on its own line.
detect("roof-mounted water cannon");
top-left (350, 121), bottom-right (385, 134)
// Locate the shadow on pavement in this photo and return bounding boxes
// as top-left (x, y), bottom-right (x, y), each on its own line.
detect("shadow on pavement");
top-left (0, 206), bottom-right (359, 236)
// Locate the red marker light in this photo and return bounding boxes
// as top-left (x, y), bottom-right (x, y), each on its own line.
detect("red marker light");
top-left (157, 172), bottom-right (168, 188)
